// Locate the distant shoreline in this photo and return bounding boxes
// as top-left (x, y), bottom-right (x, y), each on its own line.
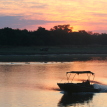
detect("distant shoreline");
top-left (1, 47), bottom-right (107, 55)
top-left (0, 53), bottom-right (107, 62)
top-left (0, 46), bottom-right (107, 62)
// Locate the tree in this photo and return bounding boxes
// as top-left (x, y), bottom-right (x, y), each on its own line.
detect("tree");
top-left (37, 27), bottom-right (47, 32)
top-left (50, 24), bottom-right (73, 33)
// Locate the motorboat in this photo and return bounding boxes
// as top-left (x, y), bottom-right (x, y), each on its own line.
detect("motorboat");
top-left (57, 71), bottom-right (100, 93)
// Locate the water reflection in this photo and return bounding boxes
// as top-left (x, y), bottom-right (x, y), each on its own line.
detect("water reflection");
top-left (1, 58), bottom-right (107, 107)
top-left (58, 93), bottom-right (94, 107)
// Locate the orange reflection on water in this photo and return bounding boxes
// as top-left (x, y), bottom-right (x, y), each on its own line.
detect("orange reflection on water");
top-left (68, 60), bottom-right (107, 84)
top-left (1, 61), bottom-right (107, 107)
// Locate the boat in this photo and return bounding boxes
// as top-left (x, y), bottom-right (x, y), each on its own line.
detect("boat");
top-left (57, 71), bottom-right (100, 93)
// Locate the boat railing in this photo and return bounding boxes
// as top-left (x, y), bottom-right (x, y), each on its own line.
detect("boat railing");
top-left (66, 71), bottom-right (95, 84)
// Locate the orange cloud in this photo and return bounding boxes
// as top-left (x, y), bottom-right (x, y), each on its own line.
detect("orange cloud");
top-left (0, 0), bottom-right (107, 33)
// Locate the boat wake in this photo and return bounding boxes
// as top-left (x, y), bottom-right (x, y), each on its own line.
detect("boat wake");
top-left (93, 84), bottom-right (107, 92)
top-left (77, 79), bottom-right (107, 92)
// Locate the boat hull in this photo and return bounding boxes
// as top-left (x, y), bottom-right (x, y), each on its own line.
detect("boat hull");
top-left (57, 83), bottom-right (99, 93)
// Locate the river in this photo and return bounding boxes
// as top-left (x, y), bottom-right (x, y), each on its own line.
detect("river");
top-left (0, 57), bottom-right (107, 107)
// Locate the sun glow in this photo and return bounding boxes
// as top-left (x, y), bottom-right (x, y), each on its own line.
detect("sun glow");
top-left (0, 0), bottom-right (107, 33)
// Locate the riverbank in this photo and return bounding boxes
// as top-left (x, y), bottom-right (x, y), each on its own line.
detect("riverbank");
top-left (0, 45), bottom-right (107, 55)
top-left (0, 46), bottom-right (107, 62)
top-left (0, 54), bottom-right (107, 62)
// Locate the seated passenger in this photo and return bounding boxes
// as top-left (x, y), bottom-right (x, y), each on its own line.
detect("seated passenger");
top-left (86, 80), bottom-right (90, 85)
top-left (82, 80), bottom-right (90, 85)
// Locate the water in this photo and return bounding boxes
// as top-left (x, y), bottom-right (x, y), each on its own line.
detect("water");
top-left (1, 59), bottom-right (107, 107)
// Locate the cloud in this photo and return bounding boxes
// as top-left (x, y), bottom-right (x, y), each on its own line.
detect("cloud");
top-left (1, 0), bottom-right (107, 33)
top-left (0, 16), bottom-right (65, 29)
top-left (91, 13), bottom-right (107, 17)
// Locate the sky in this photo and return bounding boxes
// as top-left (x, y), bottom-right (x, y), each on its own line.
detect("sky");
top-left (0, 0), bottom-right (107, 33)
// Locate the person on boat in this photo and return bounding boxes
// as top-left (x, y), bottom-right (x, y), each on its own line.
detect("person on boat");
top-left (82, 80), bottom-right (90, 85)
top-left (86, 80), bottom-right (90, 85)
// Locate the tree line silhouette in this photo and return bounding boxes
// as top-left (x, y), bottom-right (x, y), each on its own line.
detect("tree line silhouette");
top-left (0, 24), bottom-right (107, 46)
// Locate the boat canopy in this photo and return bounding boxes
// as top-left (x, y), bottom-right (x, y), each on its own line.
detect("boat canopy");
top-left (66, 71), bottom-right (94, 75)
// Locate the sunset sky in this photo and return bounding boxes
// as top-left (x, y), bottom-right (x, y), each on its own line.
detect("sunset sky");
top-left (1, 0), bottom-right (107, 33)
